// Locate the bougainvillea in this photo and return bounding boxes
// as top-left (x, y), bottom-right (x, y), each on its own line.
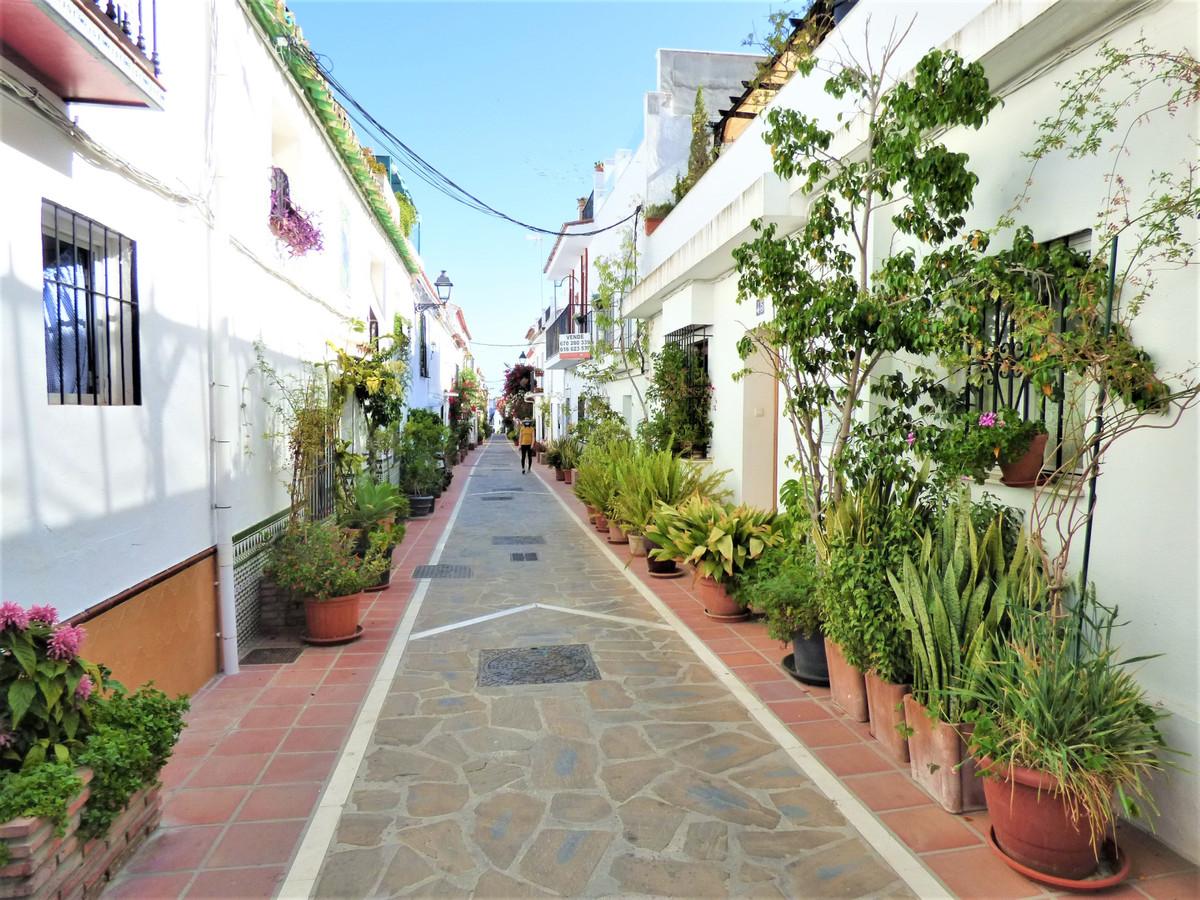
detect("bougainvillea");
top-left (269, 167), bottom-right (324, 257)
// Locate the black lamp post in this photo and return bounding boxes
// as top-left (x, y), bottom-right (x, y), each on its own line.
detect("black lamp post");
top-left (435, 270), bottom-right (453, 303)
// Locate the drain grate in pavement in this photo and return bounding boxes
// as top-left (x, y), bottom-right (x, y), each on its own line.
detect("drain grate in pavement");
top-left (481, 495), bottom-right (513, 501)
top-left (240, 646), bottom-right (303, 665)
top-left (509, 552), bottom-right (538, 562)
top-left (492, 536), bottom-right (545, 545)
top-left (478, 644), bottom-right (601, 686)
top-left (413, 564), bottom-right (473, 579)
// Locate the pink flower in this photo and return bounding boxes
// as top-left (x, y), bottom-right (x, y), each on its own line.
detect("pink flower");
top-left (0, 602), bottom-right (30, 631)
top-left (47, 624), bottom-right (86, 660)
top-left (978, 412), bottom-right (997, 428)
top-left (0, 731), bottom-right (13, 749)
top-left (75, 675), bottom-right (94, 701)
top-left (906, 431), bottom-right (916, 447)
top-left (28, 605), bottom-right (58, 625)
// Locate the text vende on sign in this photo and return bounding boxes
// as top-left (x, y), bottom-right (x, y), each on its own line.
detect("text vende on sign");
top-left (559, 333), bottom-right (592, 360)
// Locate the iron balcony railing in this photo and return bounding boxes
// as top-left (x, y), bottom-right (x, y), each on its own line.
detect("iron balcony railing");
top-left (86, 1), bottom-right (161, 77)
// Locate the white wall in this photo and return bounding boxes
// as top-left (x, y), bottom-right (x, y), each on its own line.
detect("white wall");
top-left (0, 0), bottom-right (420, 619)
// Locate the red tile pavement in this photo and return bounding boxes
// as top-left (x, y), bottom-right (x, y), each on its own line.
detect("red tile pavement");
top-left (102, 450), bottom-right (478, 899)
top-left (531, 460), bottom-right (1200, 899)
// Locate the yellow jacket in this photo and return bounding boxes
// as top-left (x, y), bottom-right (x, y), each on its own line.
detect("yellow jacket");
top-left (519, 425), bottom-right (535, 446)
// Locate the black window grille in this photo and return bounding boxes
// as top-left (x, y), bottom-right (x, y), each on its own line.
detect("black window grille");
top-left (41, 201), bottom-right (141, 406)
top-left (664, 325), bottom-right (712, 456)
top-left (418, 313), bottom-right (429, 378)
top-left (368, 309), bottom-right (379, 344)
top-left (962, 229), bottom-right (1091, 473)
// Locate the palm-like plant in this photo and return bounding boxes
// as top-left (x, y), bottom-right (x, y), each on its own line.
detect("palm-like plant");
top-left (610, 449), bottom-right (729, 535)
top-left (645, 497), bottom-right (781, 583)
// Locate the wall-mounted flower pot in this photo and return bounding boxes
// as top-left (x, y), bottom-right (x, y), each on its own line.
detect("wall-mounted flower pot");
top-left (903, 695), bottom-right (985, 813)
top-left (407, 494), bottom-right (435, 517)
top-left (644, 537), bottom-right (678, 576)
top-left (825, 638), bottom-right (869, 721)
top-left (979, 757), bottom-right (1104, 881)
top-left (594, 513), bottom-right (610, 533)
top-left (789, 629), bottom-right (830, 686)
top-left (697, 575), bottom-right (746, 621)
top-left (1000, 432), bottom-right (1048, 486)
top-left (627, 534), bottom-right (647, 557)
top-left (555, 467), bottom-right (565, 482)
top-left (607, 523), bottom-right (628, 544)
top-left (865, 672), bottom-right (910, 762)
top-left (563, 469), bottom-right (574, 484)
top-left (304, 592), bottom-right (363, 645)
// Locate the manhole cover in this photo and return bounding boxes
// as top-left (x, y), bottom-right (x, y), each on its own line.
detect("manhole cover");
top-left (478, 644), bottom-right (601, 686)
top-left (510, 552), bottom-right (538, 562)
top-left (492, 536), bottom-right (545, 545)
top-left (413, 564), bottom-right (473, 579)
top-left (240, 647), bottom-right (303, 665)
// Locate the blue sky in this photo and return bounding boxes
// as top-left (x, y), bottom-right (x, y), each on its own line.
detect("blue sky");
top-left (290, 1), bottom-right (776, 392)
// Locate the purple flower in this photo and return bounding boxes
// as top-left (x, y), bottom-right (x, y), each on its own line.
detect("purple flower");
top-left (906, 431), bottom-right (916, 447)
top-left (75, 674), bottom-right (94, 701)
top-left (28, 605), bottom-right (58, 625)
top-left (0, 602), bottom-right (30, 631)
top-left (978, 412), bottom-right (997, 428)
top-left (47, 624), bottom-right (86, 661)
top-left (0, 731), bottom-right (13, 749)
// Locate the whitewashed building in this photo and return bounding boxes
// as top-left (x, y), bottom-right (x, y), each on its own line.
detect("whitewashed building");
top-left (618, 0), bottom-right (1199, 860)
top-left (0, 0), bottom-right (468, 696)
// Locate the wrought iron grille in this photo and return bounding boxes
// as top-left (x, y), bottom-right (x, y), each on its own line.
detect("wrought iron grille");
top-left (87, 1), bottom-right (161, 77)
top-left (41, 201), bottom-right (141, 405)
top-left (962, 231), bottom-right (1091, 474)
top-left (664, 325), bottom-right (712, 456)
top-left (232, 510), bottom-right (290, 648)
top-left (418, 313), bottom-right (429, 378)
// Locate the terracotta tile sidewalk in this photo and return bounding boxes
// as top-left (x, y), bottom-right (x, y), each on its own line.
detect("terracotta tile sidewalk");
top-left (101, 455), bottom-right (475, 899)
top-left (531, 460), bottom-right (1200, 900)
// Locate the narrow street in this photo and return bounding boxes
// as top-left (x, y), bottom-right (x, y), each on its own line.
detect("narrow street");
top-left (303, 438), bottom-right (913, 898)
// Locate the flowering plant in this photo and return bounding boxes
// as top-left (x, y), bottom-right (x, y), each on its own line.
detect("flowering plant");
top-left (924, 411), bottom-right (1047, 483)
top-left (269, 167), bottom-right (324, 257)
top-left (0, 603), bottom-right (106, 770)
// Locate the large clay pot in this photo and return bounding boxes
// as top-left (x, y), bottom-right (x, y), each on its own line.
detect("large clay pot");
top-left (825, 638), bottom-right (869, 722)
top-left (594, 514), bottom-right (610, 533)
top-left (697, 576), bottom-right (746, 620)
top-left (304, 593), bottom-right (362, 644)
top-left (607, 523), bottom-right (628, 545)
top-left (791, 629), bottom-right (830, 686)
top-left (1000, 432), bottom-right (1048, 487)
top-left (865, 672), bottom-right (910, 762)
top-left (585, 505), bottom-right (598, 523)
top-left (627, 534), bottom-right (647, 557)
top-left (980, 757), bottom-right (1099, 880)
top-left (563, 469), bottom-right (574, 485)
top-left (644, 536), bottom-right (678, 575)
top-left (903, 695), bottom-right (985, 813)
top-left (555, 467), bottom-right (565, 482)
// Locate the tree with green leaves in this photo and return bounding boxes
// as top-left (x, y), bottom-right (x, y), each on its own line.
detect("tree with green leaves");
top-left (732, 38), bottom-right (1000, 528)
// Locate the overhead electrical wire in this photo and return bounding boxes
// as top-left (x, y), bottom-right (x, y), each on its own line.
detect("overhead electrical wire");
top-left (287, 39), bottom-right (641, 238)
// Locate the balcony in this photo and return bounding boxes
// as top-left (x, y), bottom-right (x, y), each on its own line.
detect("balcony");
top-left (1, 0), bottom-right (164, 109)
top-left (545, 307), bottom-right (592, 370)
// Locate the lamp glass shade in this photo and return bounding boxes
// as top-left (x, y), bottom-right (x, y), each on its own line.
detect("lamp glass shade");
top-left (434, 270), bottom-right (453, 302)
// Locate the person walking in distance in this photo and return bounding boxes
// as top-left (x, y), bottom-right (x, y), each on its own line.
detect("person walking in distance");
top-left (518, 418), bottom-right (536, 474)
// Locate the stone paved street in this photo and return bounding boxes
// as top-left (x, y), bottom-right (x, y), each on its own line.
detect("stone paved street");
top-left (312, 439), bottom-right (915, 898)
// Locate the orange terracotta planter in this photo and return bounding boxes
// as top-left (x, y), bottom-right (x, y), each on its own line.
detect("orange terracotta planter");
top-left (697, 575), bottom-right (746, 621)
top-left (304, 592), bottom-right (363, 644)
top-left (865, 672), bottom-right (910, 762)
top-left (903, 694), bottom-right (985, 813)
top-left (1000, 432), bottom-right (1048, 487)
top-left (825, 638), bottom-right (868, 722)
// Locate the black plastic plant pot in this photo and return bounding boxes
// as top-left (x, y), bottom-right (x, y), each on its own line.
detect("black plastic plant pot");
top-left (791, 628), bottom-right (830, 686)
top-left (643, 537), bottom-right (678, 575)
top-left (407, 494), bottom-right (434, 517)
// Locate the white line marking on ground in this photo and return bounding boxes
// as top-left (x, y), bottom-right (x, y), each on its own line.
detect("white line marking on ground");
top-left (276, 449), bottom-right (480, 900)
top-left (533, 602), bottom-right (674, 631)
top-left (536, 467), bottom-right (950, 900)
top-left (408, 604), bottom-right (538, 640)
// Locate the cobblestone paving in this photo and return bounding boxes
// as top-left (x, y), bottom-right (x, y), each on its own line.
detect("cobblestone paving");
top-left (313, 440), bottom-right (914, 899)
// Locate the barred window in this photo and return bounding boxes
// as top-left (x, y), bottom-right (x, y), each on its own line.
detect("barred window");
top-left (42, 201), bottom-right (140, 405)
top-left (368, 309), bottom-right (379, 344)
top-left (418, 313), bottom-right (429, 378)
top-left (664, 324), bottom-right (712, 456)
top-left (964, 229), bottom-right (1091, 473)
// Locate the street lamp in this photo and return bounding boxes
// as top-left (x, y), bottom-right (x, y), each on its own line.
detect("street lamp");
top-left (518, 352), bottom-right (527, 362)
top-left (434, 270), bottom-right (453, 302)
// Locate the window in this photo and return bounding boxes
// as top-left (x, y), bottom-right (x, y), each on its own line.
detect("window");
top-left (418, 313), bottom-right (429, 378)
top-left (963, 229), bottom-right (1091, 473)
top-left (42, 201), bottom-right (140, 405)
top-left (368, 309), bottom-right (379, 345)
top-left (663, 325), bottom-right (712, 455)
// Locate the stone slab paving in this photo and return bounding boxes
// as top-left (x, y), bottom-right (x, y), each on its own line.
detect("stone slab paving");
top-left (313, 441), bottom-right (915, 899)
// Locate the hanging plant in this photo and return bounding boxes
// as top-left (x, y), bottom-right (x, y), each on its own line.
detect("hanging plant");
top-left (269, 167), bottom-right (324, 257)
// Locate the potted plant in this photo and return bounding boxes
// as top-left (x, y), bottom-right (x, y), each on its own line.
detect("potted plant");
top-left (643, 199), bottom-right (675, 236)
top-left (342, 477), bottom-right (407, 531)
top-left (267, 521), bottom-right (387, 644)
top-left (887, 490), bottom-right (1024, 812)
top-left (558, 436), bottom-right (581, 485)
top-left (734, 528), bottom-right (827, 684)
top-left (964, 588), bottom-right (1168, 886)
top-left (646, 497), bottom-right (780, 619)
top-left (927, 411), bottom-right (1048, 486)
top-left (545, 443), bottom-right (564, 481)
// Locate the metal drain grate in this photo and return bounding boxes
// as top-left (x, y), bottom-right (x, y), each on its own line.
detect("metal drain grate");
top-left (240, 646), bottom-right (304, 665)
top-left (481, 495), bottom-right (513, 501)
top-left (492, 536), bottom-right (545, 545)
top-left (413, 564), bottom-right (473, 579)
top-left (510, 552), bottom-right (539, 562)
top-left (478, 644), bottom-right (601, 686)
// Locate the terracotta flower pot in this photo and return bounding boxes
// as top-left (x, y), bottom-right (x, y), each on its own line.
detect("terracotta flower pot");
top-left (627, 534), bottom-right (647, 557)
top-left (585, 505), bottom-right (598, 523)
top-left (825, 638), bottom-right (869, 722)
top-left (594, 513), bottom-right (609, 533)
top-left (304, 592), bottom-right (363, 644)
top-left (563, 469), bottom-right (573, 484)
top-left (903, 695), bottom-right (985, 813)
top-left (555, 468), bottom-right (565, 482)
top-left (697, 575), bottom-right (746, 620)
top-left (865, 672), bottom-right (910, 762)
top-left (1000, 432), bottom-right (1048, 487)
top-left (607, 523), bottom-right (628, 544)
top-left (645, 216), bottom-right (664, 236)
top-left (980, 757), bottom-right (1100, 880)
